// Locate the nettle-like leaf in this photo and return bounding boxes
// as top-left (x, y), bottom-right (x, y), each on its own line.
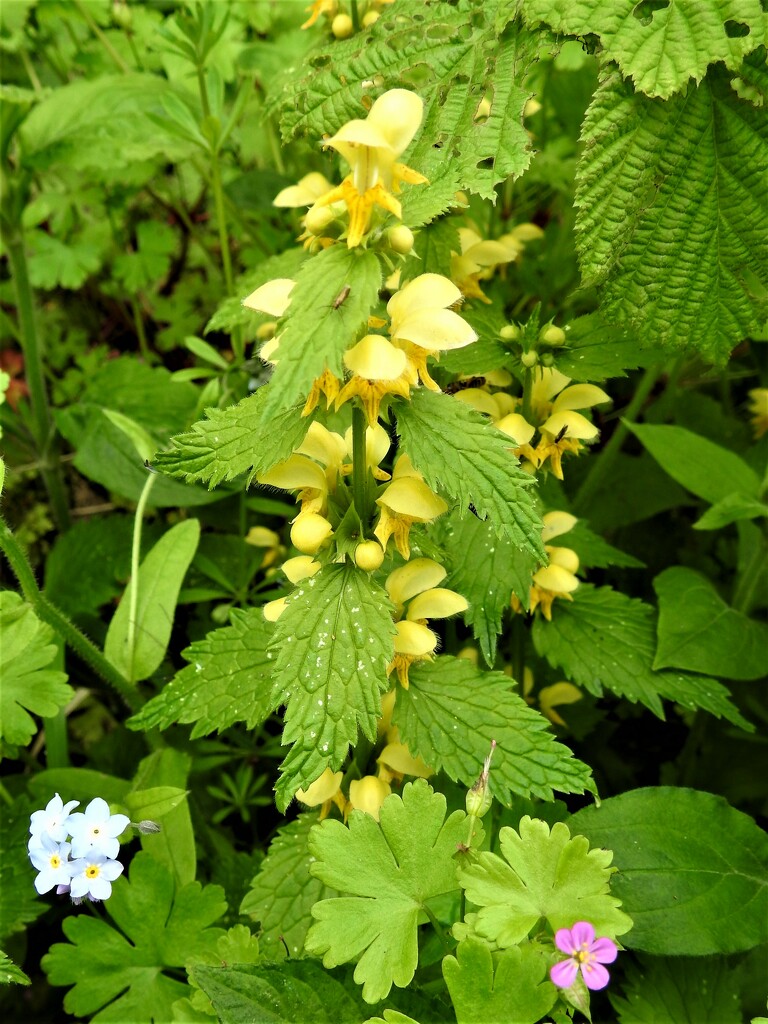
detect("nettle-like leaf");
top-left (611, 954), bottom-right (743, 1023)
top-left (395, 390), bottom-right (545, 561)
top-left (440, 303), bottom-right (509, 376)
top-left (443, 939), bottom-right (556, 1024)
top-left (154, 388), bottom-right (309, 487)
top-left (0, 950), bottom-right (30, 987)
top-left (261, 245), bottom-right (383, 418)
top-left (42, 853), bottom-right (226, 1023)
top-left (397, 657), bottom-right (595, 802)
top-left (570, 787), bottom-right (768, 955)
top-left (241, 812), bottom-right (336, 958)
top-left (564, 521), bottom-right (644, 570)
top-left (522, 0), bottom-right (767, 99)
top-left (533, 584), bottom-right (751, 729)
top-left (305, 779), bottom-right (467, 1004)
top-left (401, 218), bottom-right (460, 283)
top-left (554, 313), bottom-right (663, 382)
top-left (0, 592), bottom-right (72, 748)
top-left (575, 69), bottom-right (768, 360)
top-left (457, 816), bottom-right (633, 947)
top-left (127, 608), bottom-right (273, 737)
top-left (269, 564), bottom-right (395, 811)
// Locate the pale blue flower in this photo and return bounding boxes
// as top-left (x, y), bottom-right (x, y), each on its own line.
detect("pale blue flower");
top-left (29, 793), bottom-right (79, 849)
top-left (66, 797), bottom-right (130, 859)
top-left (29, 835), bottom-right (74, 895)
top-left (69, 853), bottom-right (124, 902)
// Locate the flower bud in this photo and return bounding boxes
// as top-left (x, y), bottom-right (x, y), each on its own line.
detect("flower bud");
top-left (465, 740), bottom-right (496, 818)
top-left (304, 204), bottom-right (337, 235)
top-left (540, 325), bottom-right (566, 347)
top-left (540, 351), bottom-right (555, 367)
top-left (133, 820), bottom-right (161, 835)
top-left (362, 9), bottom-right (380, 27)
top-left (499, 324), bottom-right (520, 341)
top-left (355, 540), bottom-right (385, 571)
top-left (291, 513), bottom-right (333, 555)
top-left (387, 224), bottom-right (414, 254)
top-left (332, 13), bottom-right (354, 38)
top-left (520, 349), bottom-right (539, 368)
top-left (256, 321), bottom-right (277, 342)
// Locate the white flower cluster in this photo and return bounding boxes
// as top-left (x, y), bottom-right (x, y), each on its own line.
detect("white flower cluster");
top-left (28, 793), bottom-right (130, 903)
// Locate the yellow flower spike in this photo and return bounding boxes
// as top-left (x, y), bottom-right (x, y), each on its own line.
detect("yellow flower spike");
top-left (386, 557), bottom-right (447, 615)
top-left (296, 768), bottom-right (343, 820)
top-left (541, 511), bottom-right (578, 543)
top-left (529, 367), bottom-right (573, 420)
top-left (551, 383), bottom-right (611, 413)
top-left (347, 776), bottom-right (391, 821)
top-left (547, 544), bottom-right (580, 575)
top-left (747, 388), bottom-right (768, 439)
top-left (281, 555), bottom-right (322, 584)
top-left (290, 512), bottom-right (334, 555)
top-left (242, 278), bottom-right (295, 317)
top-left (335, 334), bottom-right (412, 425)
top-left (388, 620), bottom-right (438, 687)
top-left (301, 0), bottom-right (338, 29)
top-left (539, 682), bottom-right (582, 728)
top-left (377, 741), bottom-right (433, 780)
top-left (274, 172), bottom-right (335, 208)
top-left (451, 227), bottom-right (518, 301)
top-left (406, 587), bottom-right (468, 622)
top-left (496, 412), bottom-right (536, 446)
top-left (374, 477), bottom-right (448, 560)
top-left (263, 598), bottom-right (287, 622)
top-left (297, 422), bottom-right (347, 487)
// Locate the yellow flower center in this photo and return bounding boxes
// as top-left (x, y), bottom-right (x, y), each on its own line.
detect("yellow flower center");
top-left (50, 855), bottom-right (61, 869)
top-left (86, 865), bottom-right (100, 879)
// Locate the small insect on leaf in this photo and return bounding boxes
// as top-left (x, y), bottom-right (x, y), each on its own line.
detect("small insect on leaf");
top-left (333, 285), bottom-right (351, 310)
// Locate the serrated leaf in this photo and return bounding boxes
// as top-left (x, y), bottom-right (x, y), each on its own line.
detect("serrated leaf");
top-left (440, 303), bottom-right (510, 375)
top-left (612, 954), bottom-right (743, 1024)
top-left (457, 815), bottom-right (632, 946)
top-left (261, 246), bottom-right (382, 418)
top-left (555, 313), bottom-right (662, 381)
top-left (0, 798), bottom-right (48, 943)
top-left (522, 0), bottom-right (767, 99)
top-left (42, 853), bottom-right (226, 1023)
top-left (569, 787), bottom-right (768, 954)
top-left (104, 519), bottom-right (200, 684)
top-left (653, 566), bottom-right (768, 680)
top-left (443, 939), bottom-right (556, 1024)
top-left (395, 389), bottom-right (544, 559)
top-left (401, 218), bottom-right (460, 283)
top-left (0, 592), bottom-right (72, 748)
top-left (241, 813), bottom-right (336, 957)
top-left (306, 779), bottom-right (467, 1003)
top-left (575, 70), bottom-right (768, 360)
top-left (270, 564), bottom-right (395, 811)
top-left (206, 248), bottom-right (308, 337)
top-left (397, 657), bottom-right (595, 803)
top-left (127, 609), bottom-right (273, 737)
top-left (442, 512), bottom-right (540, 663)
top-left (0, 950), bottom-right (30, 987)
top-left (533, 584), bottom-right (751, 728)
top-left (153, 388), bottom-right (309, 488)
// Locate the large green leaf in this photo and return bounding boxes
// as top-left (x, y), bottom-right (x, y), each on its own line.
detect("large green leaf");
top-left (569, 788), bottom-right (768, 954)
top-left (611, 955), bottom-right (743, 1024)
top-left (131, 749), bottom-right (197, 888)
top-left (443, 940), bottom-right (556, 1024)
top-left (575, 69), bottom-right (768, 360)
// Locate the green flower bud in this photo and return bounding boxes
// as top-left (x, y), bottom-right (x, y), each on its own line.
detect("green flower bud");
top-left (520, 349), bottom-right (539, 368)
top-left (355, 540), bottom-right (385, 572)
top-left (387, 225), bottom-right (414, 254)
top-left (499, 324), bottom-right (521, 341)
top-left (465, 740), bottom-right (496, 818)
top-left (540, 324), bottom-right (566, 347)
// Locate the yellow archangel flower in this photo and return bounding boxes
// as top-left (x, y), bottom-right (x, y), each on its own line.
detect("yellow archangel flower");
top-left (374, 455), bottom-right (448, 560)
top-left (525, 368), bottom-right (610, 479)
top-left (521, 667), bottom-right (582, 728)
top-left (511, 511), bottom-right (581, 621)
top-left (747, 387), bottom-right (768, 439)
top-left (296, 767), bottom-right (346, 819)
top-left (242, 277), bottom-right (295, 364)
top-left (450, 227), bottom-right (519, 302)
top-left (347, 776), bottom-right (391, 821)
top-left (335, 333), bottom-right (413, 425)
top-left (314, 89), bottom-right (428, 247)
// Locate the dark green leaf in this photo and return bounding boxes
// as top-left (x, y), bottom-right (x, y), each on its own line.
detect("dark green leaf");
top-left (612, 954), bottom-right (743, 1024)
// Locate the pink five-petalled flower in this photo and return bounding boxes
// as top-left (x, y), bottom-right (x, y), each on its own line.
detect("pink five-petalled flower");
top-left (550, 921), bottom-right (618, 991)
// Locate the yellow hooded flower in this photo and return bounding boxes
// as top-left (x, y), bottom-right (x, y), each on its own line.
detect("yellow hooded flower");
top-left (342, 422), bottom-right (391, 481)
top-left (373, 456), bottom-right (448, 559)
top-left (450, 227), bottom-right (518, 302)
top-left (511, 511), bottom-right (581, 620)
top-left (347, 775), bottom-right (391, 821)
top-left (528, 369), bottom-right (611, 479)
top-left (242, 278), bottom-right (296, 364)
top-left (335, 333), bottom-right (413, 425)
top-left (274, 172), bottom-right (334, 208)
top-left (748, 387), bottom-right (768, 439)
top-left (377, 740), bottom-right (433, 783)
top-left (296, 767), bottom-right (346, 819)
top-left (301, 0), bottom-right (338, 29)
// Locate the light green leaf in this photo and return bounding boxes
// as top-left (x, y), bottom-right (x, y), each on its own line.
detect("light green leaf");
top-left (27, 230), bottom-right (105, 290)
top-left (270, 564), bottom-right (395, 811)
top-left (125, 786), bottom-right (188, 823)
top-left (153, 389), bottom-right (310, 488)
top-left (0, 798), bottom-right (49, 943)
top-left (653, 566), bottom-right (768, 680)
top-left (261, 245), bottom-right (382, 418)
top-left (583, 452), bottom-right (691, 532)
top-left (440, 303), bottom-right (509, 376)
top-left (533, 584), bottom-right (752, 728)
top-left (0, 950), bottom-right (30, 987)
top-left (457, 816), bottom-right (632, 946)
top-left (397, 657), bottom-right (595, 802)
top-left (306, 779), bottom-right (467, 1004)
top-left (42, 853), bottom-right (226, 1023)
top-left (443, 939), bottom-right (556, 1024)
top-left (612, 955), bottom-right (743, 1024)
top-left (241, 813), bottom-right (336, 958)
top-left (183, 926), bottom-right (260, 1019)
top-left (575, 70), bottom-right (768, 360)
top-left (569, 787), bottom-right (768, 954)
top-left (113, 221), bottom-right (177, 292)
top-left (131, 750), bottom-right (197, 888)
top-left (364, 1012), bottom-right (421, 1024)
top-left (0, 593), bottom-right (72, 748)
top-left (127, 609), bottom-right (273, 738)
top-left (695, 492), bottom-right (768, 530)
top-left (401, 218), bottom-right (460, 283)
top-left (102, 409), bottom-right (158, 464)
top-left (105, 519), bottom-right (200, 683)
top-left (206, 248), bottom-right (308, 338)
top-left (628, 422), bottom-right (761, 503)
top-left (555, 313), bottom-right (662, 381)
top-left (522, 0), bottom-right (767, 99)
top-left (80, 357), bottom-right (199, 438)
top-left (395, 390), bottom-right (545, 560)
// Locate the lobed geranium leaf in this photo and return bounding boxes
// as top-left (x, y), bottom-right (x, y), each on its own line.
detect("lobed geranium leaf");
top-left (570, 787), bottom-right (768, 954)
top-left (127, 608), bottom-right (273, 737)
top-left (42, 853), bottom-right (226, 1023)
top-left (395, 389), bottom-right (545, 560)
top-left (611, 954), bottom-right (743, 1023)
top-left (396, 657), bottom-right (595, 803)
top-left (533, 584), bottom-right (752, 729)
top-left (521, 0), bottom-right (768, 99)
top-left (0, 593), bottom-right (72, 748)
top-left (456, 816), bottom-right (633, 947)
top-left (240, 813), bottom-right (336, 958)
top-left (305, 779), bottom-right (467, 1004)
top-left (575, 69), bottom-right (768, 361)
top-left (443, 939), bottom-right (556, 1024)
top-left (269, 564), bottom-right (395, 811)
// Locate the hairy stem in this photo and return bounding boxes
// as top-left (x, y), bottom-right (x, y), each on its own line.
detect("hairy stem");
top-left (126, 474), bottom-right (157, 683)
top-left (351, 405), bottom-right (369, 523)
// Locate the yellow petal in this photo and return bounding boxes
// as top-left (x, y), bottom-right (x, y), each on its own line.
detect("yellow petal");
top-left (367, 89), bottom-right (424, 156)
top-left (263, 598), bottom-right (287, 622)
top-left (541, 410), bottom-right (599, 441)
top-left (552, 384), bottom-right (611, 413)
top-left (348, 776), bottom-right (391, 821)
top-left (495, 412), bottom-right (536, 445)
top-left (274, 172), bottom-right (334, 207)
top-left (533, 564), bottom-right (579, 593)
top-left (296, 768), bottom-right (343, 806)
top-left (259, 454), bottom-right (327, 492)
top-left (547, 545), bottom-right (580, 574)
top-left (484, 368), bottom-right (513, 387)
top-left (392, 307), bottom-right (477, 352)
top-left (406, 587), bottom-right (468, 621)
top-left (242, 278), bottom-right (295, 316)
top-left (453, 389), bottom-right (499, 416)
top-left (387, 273), bottom-right (462, 323)
top-left (391, 453), bottom-right (423, 481)
top-left (530, 366), bottom-right (571, 405)
top-left (465, 238), bottom-right (516, 266)
top-left (344, 334), bottom-right (408, 380)
top-left (282, 555), bottom-right (322, 583)
top-left (377, 741), bottom-right (432, 778)
top-left (297, 422), bottom-right (347, 468)
top-left (386, 558), bottom-right (447, 608)
top-left (290, 512), bottom-right (333, 554)
top-left (245, 526), bottom-right (281, 547)
top-left (507, 222), bottom-right (545, 242)
top-left (377, 477), bottom-right (448, 521)
top-left (393, 620), bottom-right (437, 656)
top-left (541, 511), bottom-right (578, 542)
top-left (492, 392), bottom-right (518, 417)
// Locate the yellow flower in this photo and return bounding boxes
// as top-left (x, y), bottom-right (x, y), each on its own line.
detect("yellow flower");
top-left (290, 511), bottom-right (334, 555)
top-left (373, 456), bottom-right (448, 559)
top-left (388, 620), bottom-right (438, 688)
top-left (342, 422), bottom-right (392, 481)
top-left (296, 767), bottom-right (346, 819)
top-left (511, 511), bottom-right (581, 621)
top-left (377, 740), bottom-right (432, 783)
top-left (748, 387), bottom-right (768, 439)
top-left (335, 334), bottom-right (413, 425)
top-left (303, 369), bottom-right (341, 417)
top-left (315, 89), bottom-right (427, 247)
top-left (258, 455), bottom-right (329, 515)
top-left (244, 525), bottom-right (283, 569)
top-left (347, 775), bottom-right (391, 821)
top-left (274, 172), bottom-right (335, 208)
top-left (521, 667), bottom-right (582, 728)
top-left (242, 278), bottom-right (295, 363)
top-left (528, 369), bottom-right (610, 479)
top-left (301, 0), bottom-right (338, 29)
top-left (450, 227), bottom-right (518, 302)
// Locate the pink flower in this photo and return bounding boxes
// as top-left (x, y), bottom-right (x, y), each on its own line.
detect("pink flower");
top-left (550, 921), bottom-right (618, 991)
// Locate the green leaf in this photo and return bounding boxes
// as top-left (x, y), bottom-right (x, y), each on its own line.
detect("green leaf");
top-left (628, 422), bottom-right (761, 502)
top-left (569, 787), bottom-right (768, 954)
top-left (0, 593), bottom-right (72, 748)
top-left (127, 609), bottom-right (273, 738)
top-left (131, 749), bottom-right (197, 888)
top-left (102, 409), bottom-right (158, 464)
top-left (153, 389), bottom-right (310, 488)
top-left (565, 520), bottom-right (644, 569)
top-left (191, 961), bottom-right (365, 1024)
top-left (104, 518), bottom-right (200, 684)
top-left (395, 389), bottom-right (545, 560)
top-left (81, 357), bottom-right (199, 438)
top-left (305, 779), bottom-right (467, 1004)
top-left (441, 511), bottom-right (540, 663)
top-left (27, 230), bottom-right (105, 290)
top-left (611, 955), bottom-right (743, 1024)
top-left (0, 950), bottom-right (30, 987)
top-left (575, 70), bottom-right (768, 360)
top-left (397, 657), bottom-right (595, 802)
top-left (125, 786), bottom-right (188, 823)
top-left (113, 221), bottom-right (177, 292)
top-left (439, 303), bottom-right (510, 375)
top-left (365, 1013), bottom-right (421, 1024)
top-left (42, 853), bottom-right (226, 1023)
top-left (0, 798), bottom-right (48, 943)
top-left (443, 939), bottom-right (556, 1024)
top-left (270, 564), bottom-right (395, 811)
top-left (555, 314), bottom-right (662, 381)
top-left (581, 452), bottom-right (691, 532)
top-left (653, 566), bottom-right (768, 680)
top-left (207, 248), bottom-right (308, 338)
top-left (694, 492), bottom-right (768, 530)
top-left (241, 813), bottom-right (336, 958)
top-left (401, 218), bottom-right (460, 283)
top-left (533, 584), bottom-right (751, 728)
top-left (261, 246), bottom-right (382, 418)
top-left (457, 816), bottom-right (633, 946)
top-left (522, 0), bottom-right (767, 99)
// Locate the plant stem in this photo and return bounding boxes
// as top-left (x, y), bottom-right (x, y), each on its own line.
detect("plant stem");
top-left (0, 782), bottom-right (13, 807)
top-left (0, 517), bottom-right (143, 712)
top-left (126, 474), bottom-right (157, 683)
top-left (73, 0), bottom-right (130, 72)
top-left (572, 363), bottom-right (661, 515)
top-left (20, 48), bottom-right (43, 93)
top-left (732, 525), bottom-right (767, 615)
top-left (422, 904), bottom-right (452, 955)
top-left (130, 295), bottom-right (152, 362)
top-left (351, 406), bottom-right (369, 523)
top-left (350, 0), bottom-right (361, 32)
